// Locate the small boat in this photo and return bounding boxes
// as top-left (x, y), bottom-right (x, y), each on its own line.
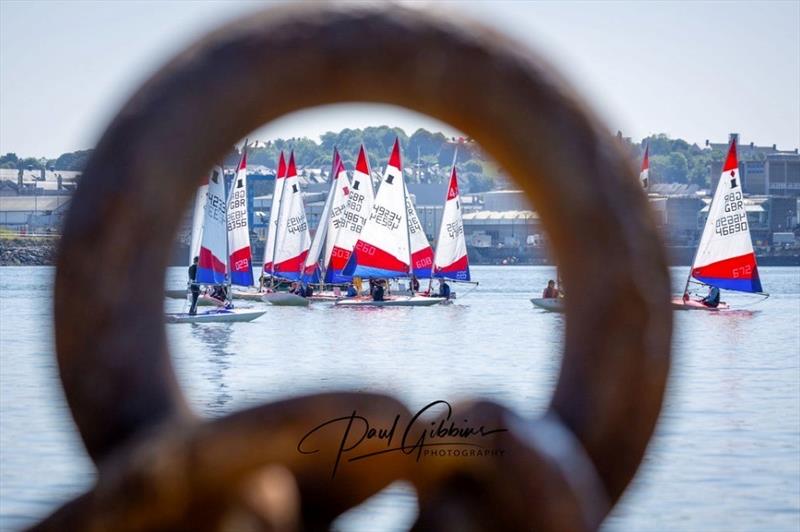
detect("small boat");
top-left (165, 308), bottom-right (266, 323)
top-left (335, 295), bottom-right (446, 307)
top-left (673, 140), bottom-right (767, 311)
top-left (262, 292), bottom-right (310, 307)
top-left (530, 298), bottom-right (564, 312)
top-left (230, 288), bottom-right (265, 301)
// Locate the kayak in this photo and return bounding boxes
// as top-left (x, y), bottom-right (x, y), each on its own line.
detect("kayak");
top-left (165, 308), bottom-right (266, 323)
top-left (671, 297), bottom-right (730, 311)
top-left (262, 292), bottom-right (310, 307)
top-left (335, 295), bottom-right (447, 307)
top-left (530, 298), bottom-right (564, 312)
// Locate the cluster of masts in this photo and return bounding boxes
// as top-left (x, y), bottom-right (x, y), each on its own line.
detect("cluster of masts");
top-left (189, 137), bottom-right (471, 301)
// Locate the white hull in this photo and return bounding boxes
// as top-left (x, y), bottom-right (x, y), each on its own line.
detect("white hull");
top-left (335, 295), bottom-right (446, 307)
top-left (231, 289), bottom-right (264, 301)
top-left (165, 290), bottom-right (224, 307)
top-left (262, 292), bottom-right (310, 307)
top-left (530, 298), bottom-right (564, 312)
top-left (165, 308), bottom-right (266, 323)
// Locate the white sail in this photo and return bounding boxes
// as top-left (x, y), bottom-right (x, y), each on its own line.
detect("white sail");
top-left (196, 166), bottom-right (227, 285)
top-left (303, 158), bottom-right (350, 282)
top-left (433, 163), bottom-right (470, 281)
top-left (272, 152), bottom-right (311, 281)
top-left (327, 145), bottom-right (376, 282)
top-left (263, 151), bottom-right (287, 273)
top-left (404, 181), bottom-right (433, 278)
top-left (344, 139), bottom-right (410, 278)
top-left (189, 176), bottom-right (209, 264)
top-left (227, 149), bottom-right (254, 287)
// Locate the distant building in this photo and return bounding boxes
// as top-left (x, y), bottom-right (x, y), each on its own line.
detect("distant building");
top-left (0, 195), bottom-right (71, 230)
top-left (481, 190), bottom-right (533, 211)
top-left (462, 210), bottom-right (542, 248)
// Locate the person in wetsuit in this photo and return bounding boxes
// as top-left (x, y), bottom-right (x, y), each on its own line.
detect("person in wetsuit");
top-left (702, 285), bottom-right (721, 308)
top-left (372, 280), bottom-right (385, 301)
top-left (188, 256), bottom-right (200, 315)
top-left (438, 279), bottom-right (451, 300)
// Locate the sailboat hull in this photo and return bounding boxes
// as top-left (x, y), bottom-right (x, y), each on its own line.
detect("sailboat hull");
top-left (670, 297), bottom-right (730, 311)
top-left (262, 292), bottom-right (310, 307)
top-left (530, 298), bottom-right (564, 312)
top-left (165, 308), bottom-right (266, 323)
top-left (335, 296), bottom-right (446, 307)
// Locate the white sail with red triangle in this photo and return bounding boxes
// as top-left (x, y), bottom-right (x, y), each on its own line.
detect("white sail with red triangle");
top-left (263, 151), bottom-right (287, 274)
top-left (227, 149), bottom-right (254, 287)
top-left (433, 163), bottom-right (470, 281)
top-left (272, 152), bottom-right (311, 281)
top-left (343, 139), bottom-right (410, 278)
top-left (196, 165), bottom-right (227, 285)
top-left (404, 181), bottom-right (433, 278)
top-left (640, 144), bottom-right (650, 188)
top-left (303, 152), bottom-right (350, 283)
top-left (690, 141), bottom-right (762, 293)
top-left (328, 145), bottom-right (376, 282)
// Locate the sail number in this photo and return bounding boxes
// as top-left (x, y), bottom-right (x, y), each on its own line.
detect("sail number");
top-left (371, 206), bottom-right (402, 231)
top-left (731, 265), bottom-right (752, 278)
top-left (446, 221), bottom-right (464, 238)
top-left (356, 241), bottom-right (376, 256)
top-left (715, 212), bottom-right (747, 237)
top-left (723, 191), bottom-right (744, 213)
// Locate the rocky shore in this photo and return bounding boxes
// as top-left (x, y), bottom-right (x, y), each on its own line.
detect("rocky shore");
top-left (0, 238), bottom-right (58, 266)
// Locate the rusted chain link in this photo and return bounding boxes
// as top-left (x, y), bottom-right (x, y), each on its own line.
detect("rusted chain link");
top-left (38, 3), bottom-right (671, 531)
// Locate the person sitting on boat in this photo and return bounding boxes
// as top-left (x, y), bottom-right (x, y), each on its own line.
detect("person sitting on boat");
top-left (304, 283), bottom-right (314, 298)
top-left (372, 280), bottom-right (385, 302)
top-left (209, 284), bottom-right (228, 303)
top-left (346, 283), bottom-right (358, 297)
top-left (542, 280), bottom-right (559, 299)
top-left (409, 274), bottom-right (420, 294)
top-left (188, 256), bottom-right (200, 316)
top-left (438, 279), bottom-right (451, 300)
top-left (701, 285), bottom-right (721, 308)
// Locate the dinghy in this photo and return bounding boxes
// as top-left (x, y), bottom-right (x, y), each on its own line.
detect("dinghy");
top-left (672, 140), bottom-right (766, 311)
top-left (262, 292), bottom-right (310, 307)
top-left (336, 295), bottom-right (445, 307)
top-left (165, 308), bottom-right (266, 324)
top-left (530, 298), bottom-right (564, 312)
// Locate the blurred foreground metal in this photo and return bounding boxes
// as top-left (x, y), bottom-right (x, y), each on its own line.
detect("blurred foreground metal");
top-left (39, 3), bottom-right (671, 531)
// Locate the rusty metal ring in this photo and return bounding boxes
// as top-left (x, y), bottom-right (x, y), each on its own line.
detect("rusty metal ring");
top-left (49, 3), bottom-right (671, 530)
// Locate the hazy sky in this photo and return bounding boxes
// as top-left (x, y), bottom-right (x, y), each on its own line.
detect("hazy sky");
top-left (1, 0), bottom-right (798, 158)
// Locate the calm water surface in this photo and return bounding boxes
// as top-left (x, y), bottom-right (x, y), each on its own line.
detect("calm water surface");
top-left (1, 266), bottom-right (798, 531)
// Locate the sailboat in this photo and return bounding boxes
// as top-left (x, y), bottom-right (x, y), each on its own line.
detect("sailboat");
top-left (166, 160), bottom-right (266, 323)
top-left (672, 140), bottom-right (766, 310)
top-left (262, 151), bottom-right (313, 306)
top-left (326, 144), bottom-right (377, 286)
top-left (432, 161), bottom-right (471, 283)
top-left (336, 139), bottom-right (445, 307)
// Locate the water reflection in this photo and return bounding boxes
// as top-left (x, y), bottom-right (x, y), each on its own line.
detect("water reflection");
top-left (192, 323), bottom-right (235, 416)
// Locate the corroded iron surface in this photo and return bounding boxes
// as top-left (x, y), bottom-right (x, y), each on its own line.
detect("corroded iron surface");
top-left (40, 3), bottom-right (671, 531)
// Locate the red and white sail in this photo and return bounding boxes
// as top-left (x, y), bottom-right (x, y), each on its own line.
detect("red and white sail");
top-left (263, 151), bottom-right (287, 273)
top-left (690, 141), bottom-right (762, 293)
top-left (640, 144), bottom-right (650, 188)
top-left (272, 152), bottom-right (311, 281)
top-left (343, 139), bottom-right (410, 278)
top-left (328, 145), bottom-right (376, 282)
top-left (303, 157), bottom-right (350, 283)
top-left (405, 181), bottom-right (433, 277)
top-left (227, 150), bottom-right (254, 287)
top-left (433, 164), bottom-right (470, 281)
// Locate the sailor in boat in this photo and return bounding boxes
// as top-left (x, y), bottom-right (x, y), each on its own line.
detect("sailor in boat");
top-left (346, 282), bottom-right (358, 297)
top-left (353, 276), bottom-right (363, 295)
top-left (188, 256), bottom-right (200, 316)
top-left (409, 274), bottom-right (420, 294)
top-left (700, 286), bottom-right (721, 308)
top-left (372, 280), bottom-right (386, 302)
top-left (304, 283), bottom-right (314, 298)
top-left (209, 284), bottom-right (229, 306)
top-left (542, 280), bottom-right (559, 299)
top-left (438, 279), bottom-right (452, 300)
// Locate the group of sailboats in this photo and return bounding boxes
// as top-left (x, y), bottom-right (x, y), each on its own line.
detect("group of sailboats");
top-left (167, 137), bottom-right (474, 320)
top-left (531, 139), bottom-right (767, 313)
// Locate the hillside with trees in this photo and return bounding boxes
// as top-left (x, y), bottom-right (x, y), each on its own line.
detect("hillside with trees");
top-left (1, 129), bottom-right (745, 191)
